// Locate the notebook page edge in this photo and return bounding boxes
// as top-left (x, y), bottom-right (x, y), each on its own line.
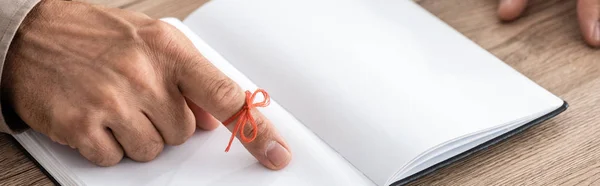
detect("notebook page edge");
top-left (389, 101), bottom-right (567, 185)
top-left (389, 104), bottom-right (560, 184)
top-left (13, 131), bottom-right (83, 186)
top-left (398, 104), bottom-right (558, 175)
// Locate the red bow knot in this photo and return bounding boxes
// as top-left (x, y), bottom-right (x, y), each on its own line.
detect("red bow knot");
top-left (222, 89), bottom-right (270, 152)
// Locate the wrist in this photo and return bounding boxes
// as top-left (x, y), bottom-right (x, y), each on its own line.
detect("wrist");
top-left (2, 0), bottom-right (58, 131)
top-left (15, 0), bottom-right (56, 36)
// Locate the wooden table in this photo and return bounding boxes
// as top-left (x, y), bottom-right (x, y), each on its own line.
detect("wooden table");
top-left (2, 0), bottom-right (599, 185)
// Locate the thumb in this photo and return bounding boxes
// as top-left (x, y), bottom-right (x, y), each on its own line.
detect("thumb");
top-left (577, 0), bottom-right (600, 47)
top-left (497, 0), bottom-right (528, 21)
top-left (176, 51), bottom-right (291, 170)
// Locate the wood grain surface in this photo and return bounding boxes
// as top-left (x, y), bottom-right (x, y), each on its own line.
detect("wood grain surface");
top-left (1, 0), bottom-right (598, 185)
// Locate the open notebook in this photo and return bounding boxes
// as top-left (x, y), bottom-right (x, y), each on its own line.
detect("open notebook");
top-left (12, 0), bottom-right (567, 185)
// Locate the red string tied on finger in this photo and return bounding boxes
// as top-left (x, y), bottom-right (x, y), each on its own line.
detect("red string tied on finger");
top-left (222, 89), bottom-right (270, 152)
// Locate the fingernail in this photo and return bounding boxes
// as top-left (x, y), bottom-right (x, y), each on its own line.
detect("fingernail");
top-left (265, 141), bottom-right (290, 167)
top-left (501, 0), bottom-right (512, 5)
top-left (593, 22), bottom-right (600, 43)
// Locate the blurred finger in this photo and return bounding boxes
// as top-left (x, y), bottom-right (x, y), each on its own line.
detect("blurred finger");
top-left (577, 0), bottom-right (600, 47)
top-left (498, 0), bottom-right (529, 21)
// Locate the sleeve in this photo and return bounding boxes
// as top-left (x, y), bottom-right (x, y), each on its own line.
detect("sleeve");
top-left (0, 0), bottom-right (42, 134)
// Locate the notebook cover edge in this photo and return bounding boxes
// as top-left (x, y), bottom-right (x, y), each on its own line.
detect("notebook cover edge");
top-left (391, 100), bottom-right (569, 186)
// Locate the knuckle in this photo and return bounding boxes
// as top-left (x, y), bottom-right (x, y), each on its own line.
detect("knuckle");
top-left (94, 152), bottom-right (121, 166)
top-left (91, 153), bottom-right (122, 167)
top-left (208, 77), bottom-right (242, 112)
top-left (60, 109), bottom-right (100, 138)
top-left (109, 52), bottom-right (159, 99)
top-left (66, 86), bottom-right (125, 121)
top-left (96, 88), bottom-right (122, 109)
top-left (94, 91), bottom-right (132, 123)
top-left (114, 21), bottom-right (142, 43)
top-left (139, 20), bottom-right (173, 42)
top-left (162, 101), bottom-right (197, 146)
top-left (99, 101), bottom-right (122, 117)
top-left (149, 20), bottom-right (171, 34)
top-left (129, 137), bottom-right (164, 162)
top-left (163, 121), bottom-right (195, 146)
top-left (84, 140), bottom-right (123, 167)
top-left (54, 106), bottom-right (85, 125)
top-left (128, 72), bottom-right (156, 96)
top-left (129, 11), bottom-right (152, 20)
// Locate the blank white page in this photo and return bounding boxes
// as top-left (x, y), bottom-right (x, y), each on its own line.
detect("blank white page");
top-left (184, 0), bottom-right (564, 185)
top-left (13, 18), bottom-right (374, 186)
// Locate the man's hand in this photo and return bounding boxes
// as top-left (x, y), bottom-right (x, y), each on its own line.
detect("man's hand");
top-left (3, 0), bottom-right (291, 170)
top-left (497, 0), bottom-right (600, 47)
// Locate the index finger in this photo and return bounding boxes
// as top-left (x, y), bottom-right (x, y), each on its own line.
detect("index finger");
top-left (577, 0), bottom-right (600, 47)
top-left (497, 0), bottom-right (529, 21)
top-left (171, 29), bottom-right (291, 170)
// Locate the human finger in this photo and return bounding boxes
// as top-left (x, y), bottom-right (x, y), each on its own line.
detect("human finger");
top-left (498, 0), bottom-right (529, 21)
top-left (107, 111), bottom-right (164, 162)
top-left (175, 49), bottom-right (291, 170)
top-left (186, 97), bottom-right (221, 131)
top-left (74, 127), bottom-right (124, 166)
top-left (577, 0), bottom-right (600, 47)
